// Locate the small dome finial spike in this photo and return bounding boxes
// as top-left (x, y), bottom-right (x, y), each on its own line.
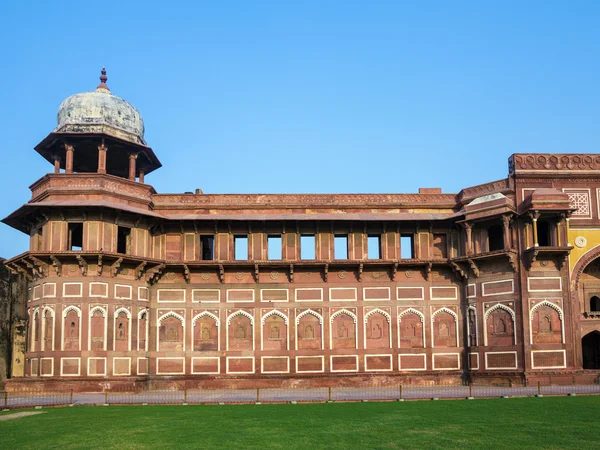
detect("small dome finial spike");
top-left (97, 66), bottom-right (110, 91)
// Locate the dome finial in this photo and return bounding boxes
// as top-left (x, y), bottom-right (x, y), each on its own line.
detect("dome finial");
top-left (96, 67), bottom-right (110, 91)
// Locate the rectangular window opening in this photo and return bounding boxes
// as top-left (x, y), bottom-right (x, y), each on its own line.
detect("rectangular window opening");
top-left (400, 234), bottom-right (414, 259)
top-left (300, 235), bottom-right (316, 260)
top-left (234, 236), bottom-right (248, 260)
top-left (367, 235), bottom-right (381, 259)
top-left (267, 235), bottom-right (282, 260)
top-left (200, 236), bottom-right (214, 261)
top-left (68, 223), bottom-right (83, 251)
top-left (117, 226), bottom-right (131, 254)
top-left (334, 235), bottom-right (348, 260)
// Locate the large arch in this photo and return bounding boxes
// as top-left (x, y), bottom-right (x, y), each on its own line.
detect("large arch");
top-left (572, 244), bottom-right (600, 291)
top-left (582, 331), bottom-right (600, 369)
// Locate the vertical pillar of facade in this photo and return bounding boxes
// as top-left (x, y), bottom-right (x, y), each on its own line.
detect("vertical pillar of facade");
top-left (139, 169), bottom-right (145, 184)
top-left (556, 216), bottom-right (562, 246)
top-left (531, 211), bottom-right (540, 247)
top-left (502, 215), bottom-right (511, 249)
top-left (98, 141), bottom-right (108, 174)
top-left (54, 158), bottom-right (61, 174)
top-left (65, 144), bottom-right (74, 174)
top-left (128, 154), bottom-right (137, 181)
top-left (565, 215), bottom-right (571, 246)
top-left (463, 222), bottom-right (472, 255)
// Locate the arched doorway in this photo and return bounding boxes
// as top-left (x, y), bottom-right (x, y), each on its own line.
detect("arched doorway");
top-left (582, 331), bottom-right (600, 369)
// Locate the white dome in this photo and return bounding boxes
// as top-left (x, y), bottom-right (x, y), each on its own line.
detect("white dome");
top-left (55, 69), bottom-right (145, 145)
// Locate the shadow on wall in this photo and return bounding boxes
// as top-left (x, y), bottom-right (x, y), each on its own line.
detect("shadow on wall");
top-left (0, 259), bottom-right (27, 383)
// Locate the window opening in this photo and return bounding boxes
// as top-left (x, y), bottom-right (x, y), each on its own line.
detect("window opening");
top-left (400, 235), bottom-right (414, 259)
top-left (234, 236), bottom-right (248, 260)
top-left (367, 235), bottom-right (381, 259)
top-left (334, 235), bottom-right (348, 260)
top-left (68, 223), bottom-right (83, 251)
top-left (487, 224), bottom-right (504, 252)
top-left (117, 226), bottom-right (131, 254)
top-left (301, 235), bottom-right (316, 260)
top-left (268, 235), bottom-right (282, 260)
top-left (200, 236), bottom-right (214, 260)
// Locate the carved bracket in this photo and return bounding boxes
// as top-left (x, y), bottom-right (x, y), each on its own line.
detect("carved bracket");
top-left (467, 258), bottom-right (480, 278)
top-left (76, 255), bottom-right (87, 276)
top-left (183, 264), bottom-right (190, 283)
top-left (147, 263), bottom-right (165, 285)
top-left (324, 263), bottom-right (329, 282)
top-left (29, 256), bottom-right (46, 277)
top-left (97, 255), bottom-right (103, 276)
top-left (507, 253), bottom-right (518, 272)
top-left (135, 261), bottom-right (147, 280)
top-left (218, 264), bottom-right (224, 283)
top-left (289, 264), bottom-right (294, 283)
top-left (111, 257), bottom-right (123, 278)
top-left (392, 262), bottom-right (398, 282)
top-left (254, 264), bottom-right (260, 283)
top-left (449, 261), bottom-right (466, 279)
top-left (358, 263), bottom-right (363, 282)
top-left (50, 255), bottom-right (62, 277)
top-left (425, 263), bottom-right (433, 281)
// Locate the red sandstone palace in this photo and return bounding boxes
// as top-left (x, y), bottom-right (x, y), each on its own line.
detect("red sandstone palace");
top-left (4, 70), bottom-right (600, 388)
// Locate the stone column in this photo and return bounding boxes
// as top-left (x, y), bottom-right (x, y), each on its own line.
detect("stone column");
top-left (128, 154), bottom-right (137, 181)
top-left (565, 215), bottom-right (571, 246)
top-left (531, 211), bottom-right (540, 247)
top-left (464, 222), bottom-right (473, 255)
top-left (65, 144), bottom-right (74, 174)
top-left (54, 157), bottom-right (61, 174)
top-left (502, 215), bottom-right (511, 249)
top-left (98, 141), bottom-right (107, 174)
top-left (139, 169), bottom-right (145, 184)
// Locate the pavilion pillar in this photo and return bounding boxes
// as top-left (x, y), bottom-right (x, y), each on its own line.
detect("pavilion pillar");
top-left (53, 157), bottom-right (61, 174)
top-left (565, 216), bottom-right (571, 246)
top-left (139, 169), bottom-right (145, 184)
top-left (98, 141), bottom-right (107, 174)
top-left (128, 154), bottom-right (137, 181)
top-left (531, 211), bottom-right (540, 247)
top-left (464, 222), bottom-right (473, 255)
top-left (502, 215), bottom-right (511, 249)
top-left (65, 144), bottom-right (74, 174)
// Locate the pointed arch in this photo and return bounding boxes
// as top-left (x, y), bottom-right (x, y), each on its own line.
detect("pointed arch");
top-left (41, 306), bottom-right (55, 352)
top-left (62, 305), bottom-right (82, 351)
top-left (296, 309), bottom-right (324, 350)
top-left (484, 304), bottom-right (516, 346)
top-left (431, 307), bottom-right (459, 348)
top-left (138, 308), bottom-right (148, 320)
top-left (261, 310), bottom-right (289, 351)
top-left (467, 305), bottom-right (478, 347)
top-left (114, 307), bottom-right (132, 352)
top-left (88, 306), bottom-right (107, 351)
top-left (261, 309), bottom-right (289, 325)
top-left (329, 309), bottom-right (358, 349)
top-left (226, 310), bottom-right (254, 351)
top-left (157, 311), bottom-right (186, 352)
top-left (398, 308), bottom-right (426, 348)
top-left (529, 300), bottom-right (565, 344)
top-left (192, 311), bottom-right (220, 326)
top-left (296, 309), bottom-right (323, 325)
top-left (363, 309), bottom-right (392, 349)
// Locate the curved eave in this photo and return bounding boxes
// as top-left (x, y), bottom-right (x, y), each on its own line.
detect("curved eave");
top-left (34, 132), bottom-right (162, 175)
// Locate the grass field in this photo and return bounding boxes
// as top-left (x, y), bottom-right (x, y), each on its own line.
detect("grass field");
top-left (1, 396), bottom-right (599, 449)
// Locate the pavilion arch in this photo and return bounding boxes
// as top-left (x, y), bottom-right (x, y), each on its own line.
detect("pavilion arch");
top-left (114, 307), bottom-right (132, 352)
top-left (431, 307), bottom-right (459, 348)
top-left (483, 304), bottom-right (517, 346)
top-left (41, 306), bottom-right (55, 352)
top-left (364, 309), bottom-right (392, 349)
top-left (261, 310), bottom-right (289, 351)
top-left (157, 311), bottom-right (186, 352)
top-left (226, 310), bottom-right (255, 351)
top-left (329, 309), bottom-right (358, 350)
top-left (529, 300), bottom-right (565, 344)
top-left (398, 308), bottom-right (426, 348)
top-left (295, 309), bottom-right (324, 350)
top-left (467, 305), bottom-right (478, 347)
top-left (88, 306), bottom-right (107, 351)
top-left (62, 305), bottom-right (82, 351)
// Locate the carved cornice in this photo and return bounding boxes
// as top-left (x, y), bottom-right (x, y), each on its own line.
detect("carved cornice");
top-left (510, 154), bottom-right (600, 174)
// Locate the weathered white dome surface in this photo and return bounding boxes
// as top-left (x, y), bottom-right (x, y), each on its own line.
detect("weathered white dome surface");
top-left (55, 69), bottom-right (146, 145)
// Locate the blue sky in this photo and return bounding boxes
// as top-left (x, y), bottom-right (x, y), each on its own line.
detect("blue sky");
top-left (0, 1), bottom-right (599, 258)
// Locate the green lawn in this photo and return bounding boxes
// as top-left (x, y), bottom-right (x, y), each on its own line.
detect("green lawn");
top-left (1, 396), bottom-right (598, 449)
